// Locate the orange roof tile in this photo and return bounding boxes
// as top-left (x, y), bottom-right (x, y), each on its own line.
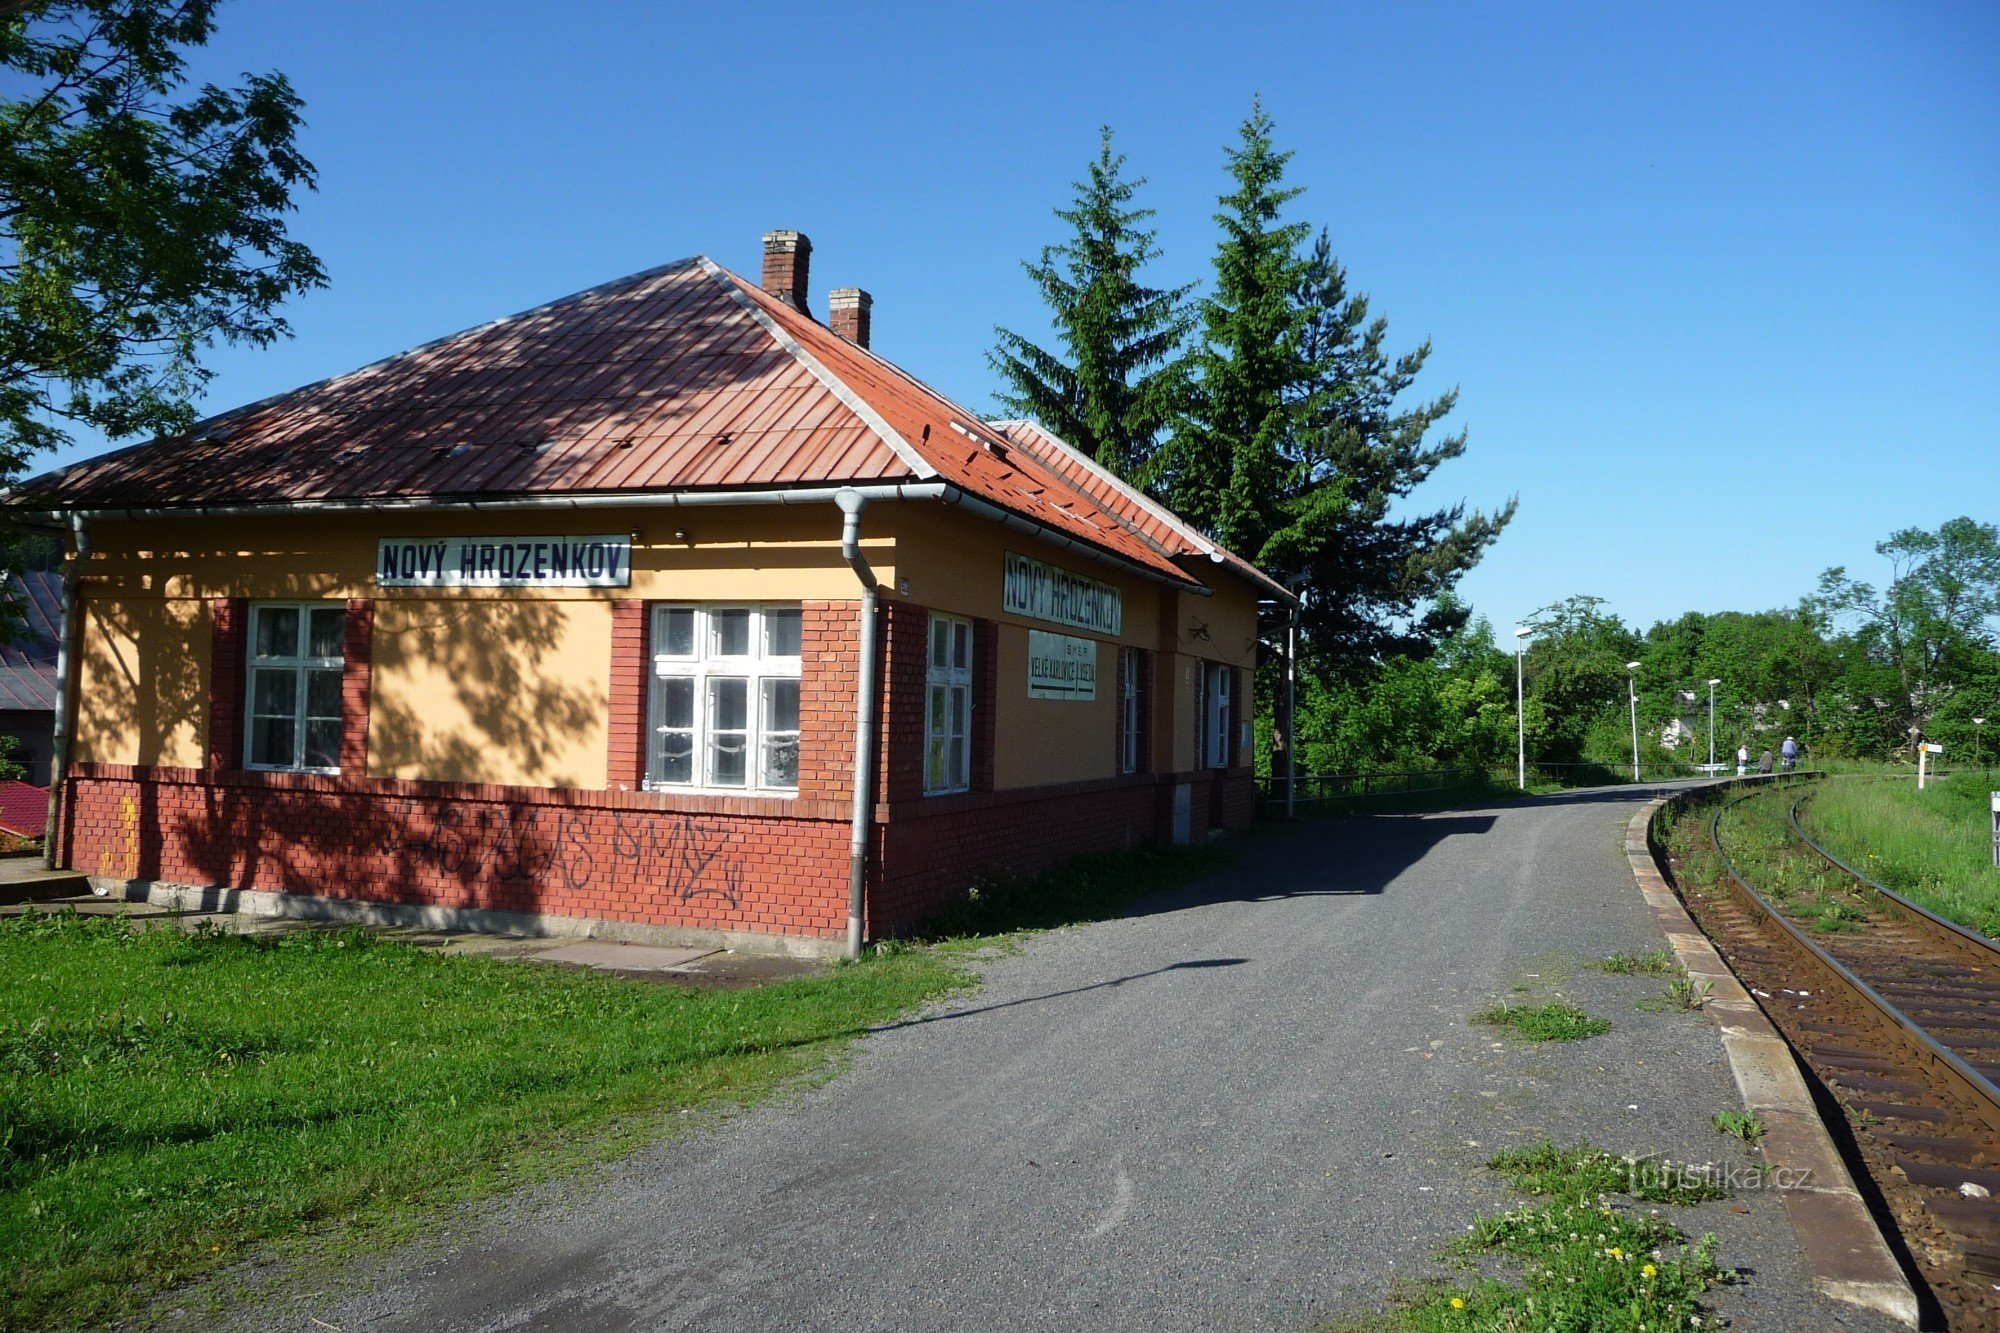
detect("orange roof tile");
top-left (17, 254), bottom-right (1280, 592)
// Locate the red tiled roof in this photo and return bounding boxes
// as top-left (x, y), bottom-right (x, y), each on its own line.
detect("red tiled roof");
top-left (0, 779), bottom-right (47, 837)
top-left (0, 572), bottom-right (60, 712)
top-left (990, 420), bottom-right (1291, 601)
top-left (15, 255), bottom-right (1273, 590)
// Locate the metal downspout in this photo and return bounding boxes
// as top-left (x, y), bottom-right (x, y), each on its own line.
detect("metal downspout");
top-left (835, 490), bottom-right (880, 960)
top-left (1285, 599), bottom-right (1298, 819)
top-left (42, 513), bottom-right (88, 871)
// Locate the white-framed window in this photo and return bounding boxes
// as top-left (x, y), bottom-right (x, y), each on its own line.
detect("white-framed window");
top-left (1119, 646), bottom-right (1144, 775)
top-left (647, 604), bottom-right (802, 793)
top-left (1202, 661), bottom-right (1232, 770)
top-left (245, 602), bottom-right (346, 773)
top-left (925, 613), bottom-right (973, 794)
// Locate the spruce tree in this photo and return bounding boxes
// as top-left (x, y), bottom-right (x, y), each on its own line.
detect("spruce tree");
top-left (988, 129), bottom-right (1192, 476)
top-left (1271, 232), bottom-right (1517, 675)
top-left (1161, 100), bottom-right (1311, 553)
top-left (1164, 102), bottom-right (1514, 680)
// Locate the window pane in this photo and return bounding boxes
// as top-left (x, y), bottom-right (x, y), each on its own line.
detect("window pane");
top-left (951, 685), bottom-right (968, 737)
top-left (710, 733), bottom-right (746, 786)
top-left (927, 736), bottom-right (945, 790)
top-left (949, 737), bottom-right (967, 788)
top-left (952, 621), bottom-right (970, 670)
top-left (657, 731), bottom-right (694, 784)
top-left (761, 734), bottom-right (799, 789)
top-left (305, 668), bottom-right (343, 719)
top-left (762, 679), bottom-right (800, 733)
top-left (659, 608), bottom-right (695, 657)
top-left (709, 677), bottom-right (747, 731)
top-left (250, 716), bottom-right (295, 767)
top-left (658, 677), bottom-right (693, 728)
top-left (307, 607), bottom-right (345, 659)
top-left (253, 606), bottom-right (299, 659)
top-left (711, 610), bottom-right (751, 657)
top-left (303, 719), bottom-right (341, 770)
top-left (252, 667), bottom-right (297, 717)
top-left (763, 608), bottom-right (802, 658)
top-left (930, 618), bottom-right (948, 668)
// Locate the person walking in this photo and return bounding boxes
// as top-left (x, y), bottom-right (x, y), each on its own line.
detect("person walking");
top-left (1757, 748), bottom-right (1774, 774)
top-left (1780, 736), bottom-right (1799, 772)
top-left (1736, 743), bottom-right (1750, 777)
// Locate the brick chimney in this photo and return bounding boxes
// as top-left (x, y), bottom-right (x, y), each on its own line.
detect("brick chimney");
top-left (829, 288), bottom-right (872, 349)
top-left (761, 230), bottom-right (811, 315)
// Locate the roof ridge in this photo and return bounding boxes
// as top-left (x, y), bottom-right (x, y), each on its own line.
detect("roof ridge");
top-left (698, 260), bottom-right (936, 481)
top-left (26, 256), bottom-right (711, 487)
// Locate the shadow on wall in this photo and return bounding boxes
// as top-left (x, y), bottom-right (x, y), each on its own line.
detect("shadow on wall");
top-left (367, 598), bottom-right (607, 790)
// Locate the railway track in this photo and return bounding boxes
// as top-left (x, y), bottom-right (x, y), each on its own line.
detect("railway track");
top-left (1676, 778), bottom-right (2000, 1329)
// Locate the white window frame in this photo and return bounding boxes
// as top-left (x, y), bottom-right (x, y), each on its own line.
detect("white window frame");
top-left (1203, 661), bottom-right (1232, 771)
top-left (925, 613), bottom-right (974, 794)
top-left (645, 604), bottom-right (802, 795)
top-left (244, 601), bottom-right (346, 774)
top-left (1119, 646), bottom-right (1144, 775)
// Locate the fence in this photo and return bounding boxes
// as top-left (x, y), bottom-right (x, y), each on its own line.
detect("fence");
top-left (1255, 759), bottom-right (1709, 815)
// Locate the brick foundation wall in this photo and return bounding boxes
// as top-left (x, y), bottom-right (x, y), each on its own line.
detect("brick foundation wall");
top-left (64, 764), bottom-right (851, 938)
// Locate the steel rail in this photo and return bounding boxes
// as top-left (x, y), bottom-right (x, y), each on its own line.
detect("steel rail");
top-left (1709, 785), bottom-right (2000, 1138)
top-left (1787, 786), bottom-right (2000, 965)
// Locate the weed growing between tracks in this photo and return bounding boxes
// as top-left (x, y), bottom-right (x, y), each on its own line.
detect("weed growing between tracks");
top-left (1367, 1140), bottom-right (1732, 1331)
top-left (1472, 1000), bottom-right (1612, 1042)
top-left (0, 840), bottom-right (1225, 1331)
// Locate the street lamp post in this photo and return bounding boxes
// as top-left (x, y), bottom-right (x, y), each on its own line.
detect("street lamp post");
top-left (1627, 662), bottom-right (1642, 783)
top-left (1707, 679), bottom-right (1722, 772)
top-left (1515, 627), bottom-right (1533, 790)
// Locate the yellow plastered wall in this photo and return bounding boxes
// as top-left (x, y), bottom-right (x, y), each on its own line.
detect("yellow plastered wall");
top-left (71, 506), bottom-right (875, 788)
top-left (73, 596), bottom-right (208, 767)
top-left (883, 504), bottom-right (1265, 787)
top-left (368, 598), bottom-right (612, 787)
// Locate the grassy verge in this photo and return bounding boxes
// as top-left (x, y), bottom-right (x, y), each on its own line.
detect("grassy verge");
top-left (1, 841), bottom-right (1226, 1330)
top-left (1689, 788), bottom-right (1873, 936)
top-left (1367, 1140), bottom-right (1732, 1331)
top-left (1799, 775), bottom-right (2000, 939)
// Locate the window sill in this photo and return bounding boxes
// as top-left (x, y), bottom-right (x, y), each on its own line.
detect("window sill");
top-left (643, 784), bottom-right (798, 800)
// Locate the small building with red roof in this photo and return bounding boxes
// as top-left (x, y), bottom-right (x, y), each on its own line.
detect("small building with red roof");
top-left (14, 231), bottom-right (1283, 954)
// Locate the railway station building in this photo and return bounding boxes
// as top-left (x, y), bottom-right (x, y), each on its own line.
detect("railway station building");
top-left (19, 231), bottom-right (1287, 955)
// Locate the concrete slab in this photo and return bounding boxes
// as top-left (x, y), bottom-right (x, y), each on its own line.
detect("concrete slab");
top-left (531, 941), bottom-right (717, 972)
top-left (0, 856), bottom-right (92, 904)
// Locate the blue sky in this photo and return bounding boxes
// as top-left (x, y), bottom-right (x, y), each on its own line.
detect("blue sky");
top-left (48, 1), bottom-right (1999, 636)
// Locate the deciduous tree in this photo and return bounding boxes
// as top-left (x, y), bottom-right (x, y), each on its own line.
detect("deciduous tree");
top-left (0, 0), bottom-right (323, 473)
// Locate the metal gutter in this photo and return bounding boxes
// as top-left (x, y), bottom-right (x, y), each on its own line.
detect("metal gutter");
top-left (834, 489), bottom-right (880, 960)
top-left (42, 514), bottom-right (87, 871)
top-left (24, 480), bottom-right (1211, 593)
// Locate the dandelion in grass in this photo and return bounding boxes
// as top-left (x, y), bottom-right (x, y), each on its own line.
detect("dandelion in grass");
top-left (1450, 1296), bottom-right (1465, 1309)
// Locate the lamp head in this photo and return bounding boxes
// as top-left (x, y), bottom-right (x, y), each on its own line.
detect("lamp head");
top-left (1707, 678), bottom-right (1722, 686)
top-left (1626, 661), bottom-right (1642, 672)
top-left (1513, 627), bottom-right (1532, 639)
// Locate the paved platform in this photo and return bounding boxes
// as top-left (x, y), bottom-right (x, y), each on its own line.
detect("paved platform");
top-left (0, 854), bottom-right (91, 904)
top-left (185, 783), bottom-right (1907, 1332)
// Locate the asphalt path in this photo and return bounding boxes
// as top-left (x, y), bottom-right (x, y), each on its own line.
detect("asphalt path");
top-left (238, 784), bottom-right (1902, 1332)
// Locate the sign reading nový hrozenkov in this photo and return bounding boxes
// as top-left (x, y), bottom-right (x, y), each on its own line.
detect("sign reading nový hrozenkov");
top-left (1002, 552), bottom-right (1121, 635)
top-left (376, 535), bottom-right (632, 589)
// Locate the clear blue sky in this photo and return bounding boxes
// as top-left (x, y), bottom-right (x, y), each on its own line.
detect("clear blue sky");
top-left (48, 0), bottom-right (2000, 637)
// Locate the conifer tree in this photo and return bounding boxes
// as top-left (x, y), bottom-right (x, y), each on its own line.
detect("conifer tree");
top-left (1160, 100), bottom-right (1311, 553)
top-left (1165, 102), bottom-right (1514, 678)
top-left (988, 129), bottom-right (1192, 476)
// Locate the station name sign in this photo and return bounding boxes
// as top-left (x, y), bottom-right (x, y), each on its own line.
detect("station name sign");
top-left (1027, 630), bottom-right (1097, 700)
top-left (1002, 552), bottom-right (1121, 635)
top-left (376, 535), bottom-right (632, 589)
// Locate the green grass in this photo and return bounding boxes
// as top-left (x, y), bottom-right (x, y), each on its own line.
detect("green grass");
top-left (1800, 776), bottom-right (2000, 939)
top-left (1372, 1140), bottom-right (1731, 1331)
top-left (0, 840), bottom-right (1226, 1330)
top-left (1472, 1000), bottom-right (1612, 1042)
top-left (1592, 949), bottom-right (1680, 976)
top-left (1713, 1110), bottom-right (1765, 1147)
